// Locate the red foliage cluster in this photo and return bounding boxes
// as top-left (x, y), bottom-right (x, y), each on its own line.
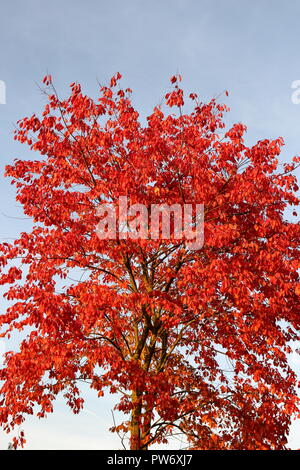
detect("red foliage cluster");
top-left (0, 73), bottom-right (299, 449)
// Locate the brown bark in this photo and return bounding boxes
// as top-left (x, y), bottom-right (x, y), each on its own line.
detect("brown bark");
top-left (130, 390), bottom-right (142, 450)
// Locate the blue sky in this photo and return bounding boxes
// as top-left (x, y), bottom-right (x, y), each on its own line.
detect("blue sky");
top-left (0, 0), bottom-right (300, 449)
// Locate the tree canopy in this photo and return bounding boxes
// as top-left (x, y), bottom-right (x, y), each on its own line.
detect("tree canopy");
top-left (0, 73), bottom-right (299, 449)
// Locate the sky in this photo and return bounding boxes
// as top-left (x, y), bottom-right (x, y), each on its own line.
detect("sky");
top-left (0, 0), bottom-right (300, 449)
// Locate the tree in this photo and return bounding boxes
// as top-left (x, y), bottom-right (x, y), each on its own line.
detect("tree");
top-left (0, 73), bottom-right (299, 450)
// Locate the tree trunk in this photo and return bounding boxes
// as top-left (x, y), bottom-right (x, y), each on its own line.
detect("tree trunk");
top-left (130, 391), bottom-right (142, 450)
top-left (141, 411), bottom-right (152, 450)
